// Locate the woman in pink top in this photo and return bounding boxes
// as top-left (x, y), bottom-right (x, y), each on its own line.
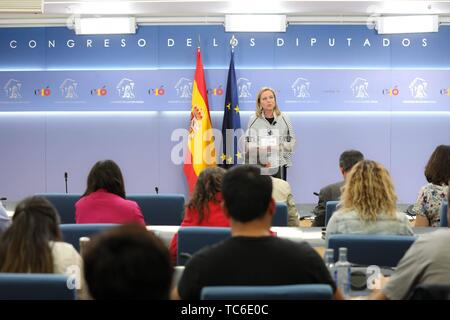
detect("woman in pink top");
top-left (169, 167), bottom-right (229, 263)
top-left (75, 160), bottom-right (145, 225)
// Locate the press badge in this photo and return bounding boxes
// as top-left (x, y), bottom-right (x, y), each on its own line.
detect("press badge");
top-left (259, 136), bottom-right (277, 147)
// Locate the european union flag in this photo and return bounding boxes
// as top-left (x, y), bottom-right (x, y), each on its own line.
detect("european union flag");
top-left (221, 51), bottom-right (241, 168)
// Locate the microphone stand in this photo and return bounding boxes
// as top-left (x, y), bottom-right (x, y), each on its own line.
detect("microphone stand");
top-left (64, 173), bottom-right (68, 194)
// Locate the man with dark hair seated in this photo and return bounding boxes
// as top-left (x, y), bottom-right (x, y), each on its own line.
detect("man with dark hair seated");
top-left (312, 149), bottom-right (364, 227)
top-left (173, 165), bottom-right (343, 300)
top-left (83, 224), bottom-right (173, 299)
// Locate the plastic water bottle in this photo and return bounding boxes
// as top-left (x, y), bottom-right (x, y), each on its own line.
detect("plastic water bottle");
top-left (79, 237), bottom-right (90, 256)
top-left (324, 249), bottom-right (337, 282)
top-left (335, 247), bottom-right (351, 298)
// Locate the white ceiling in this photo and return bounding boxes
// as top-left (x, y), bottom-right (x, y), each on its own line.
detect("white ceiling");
top-left (2, 1), bottom-right (450, 25)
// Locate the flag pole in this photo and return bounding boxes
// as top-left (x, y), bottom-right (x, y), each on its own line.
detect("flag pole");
top-left (230, 34), bottom-right (237, 53)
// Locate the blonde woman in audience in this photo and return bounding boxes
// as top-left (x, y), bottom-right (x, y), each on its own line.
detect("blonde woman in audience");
top-left (0, 196), bottom-right (87, 298)
top-left (412, 145), bottom-right (450, 227)
top-left (326, 160), bottom-right (413, 238)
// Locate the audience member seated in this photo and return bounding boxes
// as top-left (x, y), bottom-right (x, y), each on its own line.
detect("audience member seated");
top-left (271, 177), bottom-right (300, 227)
top-left (172, 165), bottom-right (343, 300)
top-left (0, 196), bottom-right (86, 298)
top-left (370, 189), bottom-right (450, 300)
top-left (75, 160), bottom-right (145, 225)
top-left (83, 224), bottom-right (173, 299)
top-left (169, 167), bottom-right (228, 263)
top-left (0, 201), bottom-right (11, 234)
top-left (326, 160), bottom-right (413, 238)
top-left (312, 150), bottom-right (364, 227)
top-left (412, 145), bottom-right (450, 227)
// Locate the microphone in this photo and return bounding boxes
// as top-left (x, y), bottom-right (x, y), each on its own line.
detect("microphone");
top-left (280, 115), bottom-right (291, 142)
top-left (64, 172), bottom-right (68, 194)
top-left (246, 117), bottom-right (258, 142)
top-left (313, 192), bottom-right (319, 196)
top-left (155, 187), bottom-right (159, 194)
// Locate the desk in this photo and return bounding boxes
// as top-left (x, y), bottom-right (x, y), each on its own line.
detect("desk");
top-left (148, 225), bottom-right (326, 247)
top-left (148, 225), bottom-right (438, 258)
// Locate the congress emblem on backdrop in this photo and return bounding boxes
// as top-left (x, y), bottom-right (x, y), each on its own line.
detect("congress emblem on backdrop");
top-left (3, 79), bottom-right (22, 99)
top-left (60, 79), bottom-right (78, 99)
top-left (350, 77), bottom-right (369, 98)
top-left (174, 77), bottom-right (193, 98)
top-left (116, 78), bottom-right (135, 99)
top-left (291, 78), bottom-right (311, 98)
top-left (237, 78), bottom-right (252, 98)
top-left (409, 78), bottom-right (428, 99)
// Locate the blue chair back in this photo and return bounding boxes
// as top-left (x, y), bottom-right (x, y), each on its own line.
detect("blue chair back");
top-left (60, 223), bottom-right (118, 251)
top-left (35, 193), bottom-right (81, 224)
top-left (273, 202), bottom-right (288, 226)
top-left (325, 201), bottom-right (338, 226)
top-left (327, 234), bottom-right (416, 268)
top-left (127, 194), bottom-right (184, 225)
top-left (177, 227), bottom-right (231, 266)
top-left (0, 273), bottom-right (76, 300)
top-left (439, 201), bottom-right (448, 227)
top-left (201, 284), bottom-right (333, 300)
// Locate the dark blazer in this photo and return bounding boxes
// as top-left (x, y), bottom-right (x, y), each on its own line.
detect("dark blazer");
top-left (311, 181), bottom-right (344, 227)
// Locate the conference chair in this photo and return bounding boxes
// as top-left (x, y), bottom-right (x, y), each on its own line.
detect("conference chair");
top-left (439, 201), bottom-right (448, 227)
top-left (0, 273), bottom-right (76, 300)
top-left (325, 201), bottom-right (339, 226)
top-left (127, 194), bottom-right (184, 225)
top-left (327, 234), bottom-right (416, 268)
top-left (177, 227), bottom-right (231, 266)
top-left (201, 284), bottom-right (333, 300)
top-left (273, 202), bottom-right (288, 227)
top-left (409, 283), bottom-right (450, 300)
top-left (60, 223), bottom-right (118, 252)
top-left (35, 193), bottom-right (81, 224)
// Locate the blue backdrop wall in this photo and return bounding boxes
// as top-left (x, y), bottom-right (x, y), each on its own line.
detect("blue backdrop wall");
top-left (1, 24), bottom-right (449, 204)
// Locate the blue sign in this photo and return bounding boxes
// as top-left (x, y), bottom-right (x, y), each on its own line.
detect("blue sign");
top-left (1, 25), bottom-right (450, 111)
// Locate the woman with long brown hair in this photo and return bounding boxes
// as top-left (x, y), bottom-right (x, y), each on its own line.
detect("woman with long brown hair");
top-left (0, 196), bottom-right (85, 296)
top-left (169, 167), bottom-right (228, 263)
top-left (326, 160), bottom-right (413, 237)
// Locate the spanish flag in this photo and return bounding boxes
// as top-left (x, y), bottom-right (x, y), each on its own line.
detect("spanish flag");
top-left (183, 48), bottom-right (216, 192)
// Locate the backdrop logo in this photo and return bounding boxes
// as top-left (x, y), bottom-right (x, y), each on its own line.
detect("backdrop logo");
top-left (409, 78), bottom-right (428, 98)
top-left (292, 77), bottom-right (311, 98)
top-left (174, 77), bottom-right (192, 98)
top-left (207, 86), bottom-right (223, 96)
top-left (60, 79), bottom-right (78, 99)
top-left (382, 86), bottom-right (400, 96)
top-left (4, 79), bottom-right (22, 99)
top-left (91, 86), bottom-right (107, 96)
top-left (148, 86), bottom-right (165, 96)
top-left (440, 88), bottom-right (450, 96)
top-left (117, 78), bottom-right (135, 99)
top-left (34, 86), bottom-right (52, 96)
top-left (237, 77), bottom-right (252, 98)
top-left (351, 77), bottom-right (369, 98)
